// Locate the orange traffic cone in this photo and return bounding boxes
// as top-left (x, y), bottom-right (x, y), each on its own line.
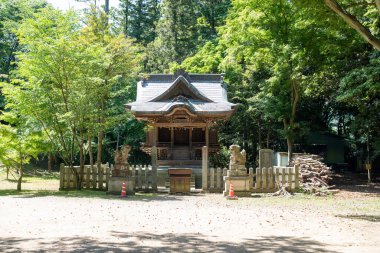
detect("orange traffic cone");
top-left (227, 182), bottom-right (238, 200)
top-left (121, 181), bottom-right (127, 197)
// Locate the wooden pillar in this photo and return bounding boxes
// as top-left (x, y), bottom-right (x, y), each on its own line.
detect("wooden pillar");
top-left (170, 127), bottom-right (174, 160)
top-left (189, 128), bottom-right (193, 159)
top-left (151, 146), bottom-right (158, 191)
top-left (205, 124), bottom-right (209, 147)
top-left (202, 146), bottom-right (208, 191)
top-left (170, 127), bottom-right (174, 148)
top-left (152, 125), bottom-right (158, 146)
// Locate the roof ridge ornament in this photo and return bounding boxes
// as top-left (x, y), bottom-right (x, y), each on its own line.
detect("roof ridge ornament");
top-left (148, 74), bottom-right (213, 102)
top-left (173, 69), bottom-right (190, 81)
top-left (172, 95), bottom-right (189, 103)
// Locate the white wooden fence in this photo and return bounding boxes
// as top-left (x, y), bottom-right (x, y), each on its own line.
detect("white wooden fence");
top-left (112, 164), bottom-right (156, 191)
top-left (207, 168), bottom-right (228, 193)
top-left (251, 166), bottom-right (300, 193)
top-left (59, 164), bottom-right (110, 190)
top-left (60, 164), bottom-right (154, 191)
top-left (206, 166), bottom-right (300, 193)
top-left (60, 163), bottom-right (299, 193)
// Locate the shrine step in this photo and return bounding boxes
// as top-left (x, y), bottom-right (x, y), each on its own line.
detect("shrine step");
top-left (172, 147), bottom-right (190, 160)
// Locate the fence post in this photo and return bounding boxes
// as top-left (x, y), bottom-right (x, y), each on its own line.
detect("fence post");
top-left (216, 168), bottom-right (222, 192)
top-left (74, 167), bottom-right (79, 189)
top-left (85, 165), bottom-right (90, 189)
top-left (256, 168), bottom-right (261, 189)
top-left (137, 165), bottom-right (142, 190)
top-left (144, 165), bottom-right (148, 190)
top-left (275, 167), bottom-right (280, 189)
top-left (64, 166), bottom-right (70, 189)
top-left (209, 167), bottom-right (215, 192)
top-left (98, 164), bottom-right (104, 190)
top-left (202, 146), bottom-right (208, 191)
top-left (288, 167), bottom-right (293, 191)
top-left (92, 165), bottom-right (97, 189)
top-left (249, 168), bottom-right (254, 191)
top-left (262, 167), bottom-right (267, 190)
top-left (59, 164), bottom-right (64, 190)
top-left (151, 146), bottom-right (158, 191)
top-left (281, 167), bottom-right (286, 187)
top-left (132, 165), bottom-right (136, 190)
top-left (269, 167), bottom-right (274, 190)
top-left (105, 163), bottom-right (110, 191)
top-left (295, 164), bottom-right (300, 189)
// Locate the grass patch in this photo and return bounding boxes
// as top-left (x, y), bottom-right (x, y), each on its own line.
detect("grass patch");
top-left (0, 168), bottom-right (59, 191)
top-left (0, 188), bottom-right (160, 200)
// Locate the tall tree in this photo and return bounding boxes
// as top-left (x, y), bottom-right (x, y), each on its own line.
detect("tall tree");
top-left (146, 0), bottom-right (200, 72)
top-left (325, 0), bottom-right (380, 50)
top-left (218, 0), bottom-right (357, 161)
top-left (0, 104), bottom-right (47, 191)
top-left (0, 0), bottom-right (47, 111)
top-left (2, 6), bottom-right (141, 189)
top-left (197, 0), bottom-right (231, 42)
top-left (118, 0), bottom-right (159, 45)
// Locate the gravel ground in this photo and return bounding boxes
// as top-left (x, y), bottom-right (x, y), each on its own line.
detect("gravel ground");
top-left (1, 193), bottom-right (379, 253)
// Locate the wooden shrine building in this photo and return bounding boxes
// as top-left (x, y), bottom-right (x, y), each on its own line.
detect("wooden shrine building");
top-left (126, 71), bottom-right (237, 167)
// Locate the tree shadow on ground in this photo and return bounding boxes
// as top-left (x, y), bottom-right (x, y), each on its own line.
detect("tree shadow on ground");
top-left (332, 172), bottom-right (380, 197)
top-left (0, 233), bottom-right (338, 253)
top-left (336, 214), bottom-right (380, 222)
top-left (0, 189), bottom-right (187, 202)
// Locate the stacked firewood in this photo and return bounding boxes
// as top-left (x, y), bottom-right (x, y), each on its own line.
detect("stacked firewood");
top-left (290, 154), bottom-right (336, 196)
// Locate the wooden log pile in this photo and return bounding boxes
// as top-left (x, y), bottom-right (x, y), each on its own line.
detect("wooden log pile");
top-left (290, 154), bottom-right (336, 196)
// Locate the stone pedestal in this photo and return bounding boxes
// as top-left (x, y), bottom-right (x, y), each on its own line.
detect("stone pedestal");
top-left (223, 170), bottom-right (251, 197)
top-left (108, 177), bottom-right (135, 195)
top-left (223, 144), bottom-right (251, 197)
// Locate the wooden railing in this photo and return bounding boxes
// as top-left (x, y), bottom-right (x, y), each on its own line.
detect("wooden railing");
top-left (60, 164), bottom-right (155, 191)
top-left (59, 164), bottom-right (110, 190)
top-left (204, 166), bottom-right (300, 193)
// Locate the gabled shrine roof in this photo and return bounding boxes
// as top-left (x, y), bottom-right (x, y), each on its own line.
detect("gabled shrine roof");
top-left (126, 72), bottom-right (237, 117)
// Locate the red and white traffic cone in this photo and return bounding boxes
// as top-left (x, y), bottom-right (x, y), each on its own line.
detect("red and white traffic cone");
top-left (121, 181), bottom-right (127, 197)
top-left (227, 182), bottom-right (238, 200)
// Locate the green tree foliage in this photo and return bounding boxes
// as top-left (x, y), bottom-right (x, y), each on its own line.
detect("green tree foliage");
top-left (1, 6), bottom-right (141, 189)
top-left (0, 110), bottom-right (47, 191)
top-left (197, 0), bottom-right (231, 42)
top-left (337, 53), bottom-right (380, 161)
top-left (325, 0), bottom-right (380, 50)
top-left (145, 0), bottom-right (231, 72)
top-left (0, 0), bottom-right (46, 76)
top-left (176, 0), bottom-right (366, 165)
top-left (146, 0), bottom-right (200, 72)
top-left (118, 0), bottom-right (160, 45)
top-left (0, 0), bottom-right (47, 111)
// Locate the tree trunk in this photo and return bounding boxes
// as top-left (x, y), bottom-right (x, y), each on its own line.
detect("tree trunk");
top-left (367, 131), bottom-right (371, 183)
top-left (88, 133), bottom-right (94, 169)
top-left (286, 136), bottom-right (294, 166)
top-left (17, 162), bottom-right (23, 191)
top-left (257, 119), bottom-right (262, 150)
top-left (124, 0), bottom-right (129, 36)
top-left (325, 0), bottom-right (380, 51)
top-left (97, 130), bottom-right (103, 171)
top-left (266, 125), bottom-right (270, 149)
top-left (285, 78), bottom-right (299, 165)
top-left (78, 133), bottom-right (85, 190)
top-left (48, 152), bottom-right (52, 173)
top-left (104, 0), bottom-right (110, 14)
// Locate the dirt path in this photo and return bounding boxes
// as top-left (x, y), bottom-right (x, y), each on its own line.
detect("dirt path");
top-left (1, 193), bottom-right (379, 253)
